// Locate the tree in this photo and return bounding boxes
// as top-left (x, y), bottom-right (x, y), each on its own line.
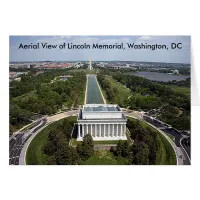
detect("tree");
top-left (42, 142), bottom-right (55, 156)
top-left (55, 142), bottom-right (77, 165)
top-left (62, 119), bottom-right (73, 141)
top-left (76, 134), bottom-right (94, 161)
top-left (83, 134), bottom-right (94, 147)
top-left (116, 140), bottom-right (131, 160)
top-left (47, 155), bottom-right (57, 165)
top-left (132, 141), bottom-right (149, 165)
top-left (116, 140), bottom-right (124, 156)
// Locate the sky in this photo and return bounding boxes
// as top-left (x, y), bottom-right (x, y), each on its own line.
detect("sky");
top-left (9, 36), bottom-right (191, 63)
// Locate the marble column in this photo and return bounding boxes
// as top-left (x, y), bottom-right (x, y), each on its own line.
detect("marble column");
top-left (100, 124), bottom-right (101, 137)
top-left (86, 124), bottom-right (88, 135)
top-left (120, 124), bottom-right (123, 137)
top-left (78, 124), bottom-right (80, 138)
top-left (116, 124), bottom-right (118, 137)
top-left (108, 124), bottom-right (110, 137)
top-left (82, 124), bottom-right (84, 137)
top-left (112, 124), bottom-right (114, 136)
top-left (90, 124), bottom-right (92, 137)
top-left (95, 124), bottom-right (97, 137)
top-left (123, 124), bottom-right (126, 136)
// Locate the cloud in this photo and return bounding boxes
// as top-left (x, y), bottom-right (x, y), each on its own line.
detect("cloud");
top-left (138, 35), bottom-right (153, 41)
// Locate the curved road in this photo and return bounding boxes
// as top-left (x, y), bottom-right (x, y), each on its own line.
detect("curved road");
top-left (9, 118), bottom-right (47, 165)
top-left (18, 110), bottom-right (79, 165)
top-left (130, 112), bottom-right (190, 165)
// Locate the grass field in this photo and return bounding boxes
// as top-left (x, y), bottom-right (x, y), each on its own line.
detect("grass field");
top-left (80, 150), bottom-right (130, 165)
top-left (127, 117), bottom-right (176, 165)
top-left (26, 116), bottom-right (77, 165)
top-left (78, 79), bottom-right (86, 105)
top-left (104, 75), bottom-right (132, 105)
top-left (167, 85), bottom-right (190, 97)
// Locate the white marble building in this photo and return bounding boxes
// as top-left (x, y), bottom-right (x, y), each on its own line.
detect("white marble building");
top-left (77, 104), bottom-right (127, 141)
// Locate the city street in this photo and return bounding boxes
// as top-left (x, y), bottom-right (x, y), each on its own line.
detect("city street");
top-left (9, 118), bottom-right (47, 165)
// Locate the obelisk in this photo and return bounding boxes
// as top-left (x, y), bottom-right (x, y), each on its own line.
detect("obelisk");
top-left (89, 49), bottom-right (92, 70)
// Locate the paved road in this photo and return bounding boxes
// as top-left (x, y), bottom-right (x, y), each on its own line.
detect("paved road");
top-left (9, 118), bottom-right (47, 165)
top-left (142, 114), bottom-right (190, 165)
top-left (18, 110), bottom-right (79, 165)
top-left (142, 115), bottom-right (191, 164)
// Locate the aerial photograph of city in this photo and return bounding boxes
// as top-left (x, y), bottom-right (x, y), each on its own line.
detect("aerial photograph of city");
top-left (9, 35), bottom-right (191, 165)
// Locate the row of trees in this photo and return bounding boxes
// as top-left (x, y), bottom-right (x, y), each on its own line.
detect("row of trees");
top-left (10, 71), bottom-right (86, 133)
top-left (97, 72), bottom-right (121, 105)
top-left (9, 103), bottom-right (33, 133)
top-left (157, 77), bottom-right (190, 87)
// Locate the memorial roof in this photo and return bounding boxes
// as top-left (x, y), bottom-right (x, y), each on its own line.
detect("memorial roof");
top-left (83, 104), bottom-right (120, 112)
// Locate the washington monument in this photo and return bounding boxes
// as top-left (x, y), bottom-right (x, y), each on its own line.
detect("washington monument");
top-left (89, 50), bottom-right (92, 70)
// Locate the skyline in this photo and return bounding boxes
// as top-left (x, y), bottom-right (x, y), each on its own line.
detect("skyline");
top-left (9, 36), bottom-right (191, 64)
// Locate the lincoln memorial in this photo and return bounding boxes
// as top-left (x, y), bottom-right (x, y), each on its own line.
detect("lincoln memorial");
top-left (77, 104), bottom-right (127, 141)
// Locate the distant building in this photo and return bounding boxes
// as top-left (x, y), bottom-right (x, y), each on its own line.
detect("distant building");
top-left (38, 63), bottom-right (72, 69)
top-left (173, 69), bottom-right (179, 75)
top-left (77, 104), bottom-right (127, 141)
top-left (9, 64), bottom-right (30, 68)
top-left (9, 72), bottom-right (17, 78)
top-left (9, 71), bottom-right (28, 82)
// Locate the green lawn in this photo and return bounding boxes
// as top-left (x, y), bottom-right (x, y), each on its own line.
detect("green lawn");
top-left (26, 116), bottom-right (77, 165)
top-left (127, 117), bottom-right (176, 165)
top-left (78, 81), bottom-right (86, 105)
top-left (167, 85), bottom-right (190, 97)
top-left (104, 76), bottom-right (132, 105)
top-left (80, 150), bottom-right (130, 165)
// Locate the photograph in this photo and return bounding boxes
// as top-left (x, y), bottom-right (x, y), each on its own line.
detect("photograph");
top-left (9, 35), bottom-right (191, 165)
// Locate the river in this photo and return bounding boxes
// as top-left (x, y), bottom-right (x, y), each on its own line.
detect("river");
top-left (86, 75), bottom-right (104, 104)
top-left (127, 71), bottom-right (190, 82)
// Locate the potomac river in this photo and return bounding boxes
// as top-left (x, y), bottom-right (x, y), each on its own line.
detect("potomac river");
top-left (128, 71), bottom-right (190, 82)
